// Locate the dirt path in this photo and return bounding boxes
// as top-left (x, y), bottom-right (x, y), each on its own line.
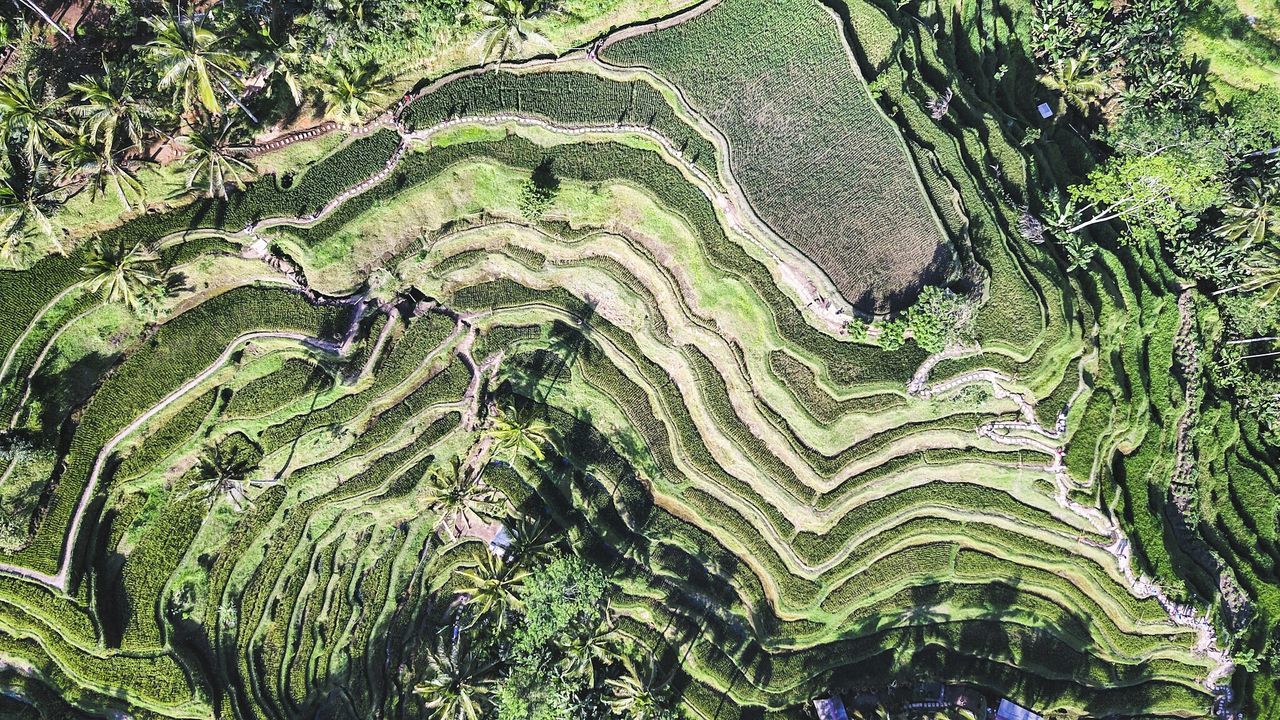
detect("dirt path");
top-left (0, 285), bottom-right (83, 393)
top-left (910, 345), bottom-right (1234, 688)
top-left (0, 323), bottom-right (356, 591)
top-left (7, 303), bottom-right (104, 428)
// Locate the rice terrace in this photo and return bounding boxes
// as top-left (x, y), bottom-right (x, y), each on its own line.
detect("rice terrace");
top-left (0, 0), bottom-right (1278, 717)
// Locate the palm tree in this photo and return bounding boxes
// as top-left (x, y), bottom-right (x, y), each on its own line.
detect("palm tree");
top-left (1243, 245), bottom-right (1280, 307)
top-left (1038, 50), bottom-right (1108, 115)
top-left (316, 54), bottom-right (392, 124)
top-left (249, 25), bottom-right (305, 107)
top-left (486, 401), bottom-right (555, 463)
top-left (1218, 177), bottom-right (1279, 249)
top-left (455, 551), bottom-right (528, 632)
top-left (423, 456), bottom-right (501, 533)
top-left (68, 61), bottom-right (158, 156)
top-left (0, 73), bottom-right (68, 163)
top-left (187, 440), bottom-right (269, 512)
top-left (142, 14), bottom-right (246, 115)
top-left (1214, 243), bottom-right (1280, 305)
top-left (413, 634), bottom-right (494, 720)
top-left (325, 0), bottom-right (369, 29)
top-left (605, 667), bottom-right (672, 720)
top-left (55, 129), bottom-right (146, 210)
top-left (79, 235), bottom-right (161, 310)
top-left (0, 157), bottom-right (62, 256)
top-left (555, 616), bottom-right (618, 686)
top-left (502, 512), bottom-right (556, 567)
top-left (179, 117), bottom-right (254, 199)
top-left (473, 0), bottom-right (551, 63)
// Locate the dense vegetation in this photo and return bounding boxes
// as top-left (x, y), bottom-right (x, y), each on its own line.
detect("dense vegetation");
top-left (0, 0), bottom-right (1277, 717)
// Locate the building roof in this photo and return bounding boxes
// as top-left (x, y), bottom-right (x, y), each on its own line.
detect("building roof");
top-left (997, 698), bottom-right (1044, 720)
top-left (813, 695), bottom-right (850, 720)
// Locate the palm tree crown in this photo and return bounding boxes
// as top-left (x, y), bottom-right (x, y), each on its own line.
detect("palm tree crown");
top-left (1243, 244), bottom-right (1280, 307)
top-left (455, 551), bottom-right (528, 632)
top-left (413, 634), bottom-right (494, 720)
top-left (486, 402), bottom-right (555, 463)
top-left (474, 0), bottom-right (551, 63)
top-left (69, 61), bottom-right (158, 156)
top-left (79, 235), bottom-right (161, 310)
top-left (186, 440), bottom-right (267, 512)
top-left (0, 73), bottom-right (69, 163)
top-left (423, 456), bottom-right (500, 529)
top-left (179, 116), bottom-right (254, 199)
top-left (55, 129), bottom-right (146, 211)
top-left (1039, 50), bottom-right (1108, 115)
top-left (1218, 177), bottom-right (1279, 249)
top-left (142, 14), bottom-right (246, 115)
top-left (317, 53), bottom-right (391, 124)
top-left (0, 157), bottom-right (63, 257)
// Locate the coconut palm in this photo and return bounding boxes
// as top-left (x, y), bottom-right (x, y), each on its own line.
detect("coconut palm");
top-left (0, 73), bottom-right (68, 163)
top-left (605, 668), bottom-right (672, 720)
top-left (413, 634), bottom-right (494, 720)
top-left (473, 0), bottom-right (551, 63)
top-left (1038, 50), bottom-right (1108, 115)
top-left (1218, 177), bottom-right (1279, 249)
top-left (1214, 243), bottom-right (1280, 306)
top-left (1242, 245), bottom-right (1280, 307)
top-left (325, 0), bottom-right (369, 29)
top-left (851, 706), bottom-right (892, 720)
top-left (55, 130), bottom-right (146, 210)
top-left (502, 512), bottom-right (556, 567)
top-left (142, 14), bottom-right (246, 115)
top-left (179, 116), bottom-right (254, 199)
top-left (486, 401), bottom-right (555, 463)
top-left (455, 551), bottom-right (528, 632)
top-left (316, 54), bottom-right (392, 124)
top-left (555, 616), bottom-right (618, 686)
top-left (249, 25), bottom-right (306, 107)
top-left (422, 456), bottom-right (501, 532)
top-left (79, 236), bottom-right (161, 310)
top-left (0, 157), bottom-right (62, 256)
top-left (187, 440), bottom-right (268, 512)
top-left (68, 61), bottom-right (158, 155)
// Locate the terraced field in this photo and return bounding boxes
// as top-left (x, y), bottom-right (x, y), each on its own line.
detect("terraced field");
top-left (601, 0), bottom-right (957, 313)
top-left (0, 0), bottom-right (1255, 718)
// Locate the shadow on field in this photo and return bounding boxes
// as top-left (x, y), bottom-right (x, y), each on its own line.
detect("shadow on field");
top-left (846, 240), bottom-right (959, 315)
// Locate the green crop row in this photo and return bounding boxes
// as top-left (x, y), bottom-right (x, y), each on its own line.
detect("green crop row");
top-left (817, 541), bottom-right (956, 613)
top-left (257, 312), bottom-right (454, 453)
top-left (766, 350), bottom-right (905, 425)
top-left (224, 359), bottom-right (332, 420)
top-left (402, 69), bottom-right (721, 180)
top-left (110, 494), bottom-right (207, 650)
top-left (230, 417), bottom-right (457, 718)
top-left (114, 389), bottom-right (219, 481)
top-left (791, 480), bottom-right (1086, 565)
top-left (292, 132), bottom-right (927, 397)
